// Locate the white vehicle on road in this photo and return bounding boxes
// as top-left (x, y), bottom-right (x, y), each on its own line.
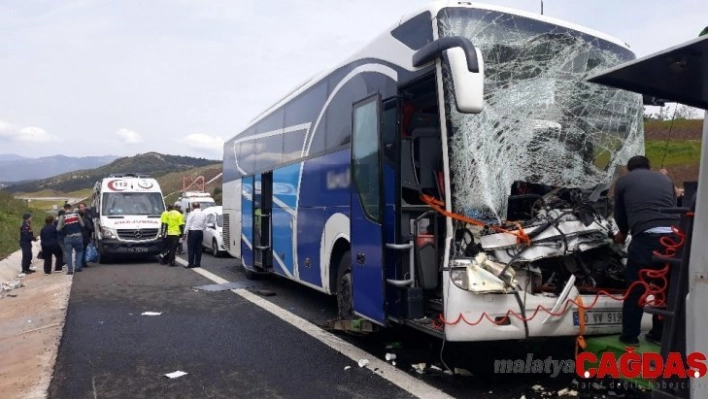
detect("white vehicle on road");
top-left (91, 174), bottom-right (166, 263)
top-left (202, 205), bottom-right (227, 257)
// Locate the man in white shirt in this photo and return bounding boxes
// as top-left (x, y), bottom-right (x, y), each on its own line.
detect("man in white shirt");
top-left (185, 202), bottom-right (208, 268)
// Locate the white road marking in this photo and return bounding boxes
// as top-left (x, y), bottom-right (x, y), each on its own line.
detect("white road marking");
top-left (174, 257), bottom-right (454, 399)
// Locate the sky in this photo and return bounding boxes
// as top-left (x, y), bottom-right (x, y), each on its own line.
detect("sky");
top-left (0, 0), bottom-right (705, 160)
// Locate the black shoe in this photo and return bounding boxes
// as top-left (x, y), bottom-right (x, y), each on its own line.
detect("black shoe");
top-left (67, 271), bottom-right (74, 275)
top-left (645, 332), bottom-right (662, 346)
top-left (184, 264), bottom-right (193, 268)
top-left (619, 335), bottom-right (640, 346)
top-left (23, 269), bottom-right (36, 274)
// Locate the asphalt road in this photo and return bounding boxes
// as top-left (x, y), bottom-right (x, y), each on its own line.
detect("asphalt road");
top-left (48, 249), bottom-right (649, 399)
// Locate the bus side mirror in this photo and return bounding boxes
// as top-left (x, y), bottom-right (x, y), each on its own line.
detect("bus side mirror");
top-left (447, 46), bottom-right (484, 114)
top-left (412, 36), bottom-right (485, 114)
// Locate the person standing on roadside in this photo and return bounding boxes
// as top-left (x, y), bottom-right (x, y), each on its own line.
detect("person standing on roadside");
top-left (159, 204), bottom-right (185, 267)
top-left (55, 210), bottom-right (67, 269)
top-left (185, 202), bottom-right (207, 268)
top-left (613, 156), bottom-right (680, 346)
top-left (40, 215), bottom-right (63, 274)
top-left (77, 202), bottom-right (95, 267)
top-left (174, 202), bottom-right (185, 255)
top-left (19, 213), bottom-right (37, 274)
top-left (57, 203), bottom-right (86, 275)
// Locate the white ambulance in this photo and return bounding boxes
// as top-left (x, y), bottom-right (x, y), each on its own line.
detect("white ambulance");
top-left (90, 174), bottom-right (166, 263)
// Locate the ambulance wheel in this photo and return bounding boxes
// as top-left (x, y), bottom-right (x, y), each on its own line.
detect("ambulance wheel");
top-left (212, 240), bottom-right (220, 257)
top-left (97, 247), bottom-right (109, 264)
top-left (336, 250), bottom-right (353, 320)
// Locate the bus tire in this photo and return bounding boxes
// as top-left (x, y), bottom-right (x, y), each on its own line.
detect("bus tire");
top-left (336, 250), bottom-right (354, 320)
top-left (243, 265), bottom-right (257, 280)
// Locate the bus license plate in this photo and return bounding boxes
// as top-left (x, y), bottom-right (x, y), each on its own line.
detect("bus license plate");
top-left (573, 311), bottom-right (622, 326)
top-left (127, 247), bottom-right (148, 253)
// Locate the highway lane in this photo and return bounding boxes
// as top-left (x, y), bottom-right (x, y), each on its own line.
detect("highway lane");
top-left (48, 249), bottom-right (626, 398)
top-left (47, 259), bottom-right (415, 399)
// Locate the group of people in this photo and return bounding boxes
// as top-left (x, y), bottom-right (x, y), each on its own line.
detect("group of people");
top-left (159, 201), bottom-right (207, 268)
top-left (19, 202), bottom-right (94, 275)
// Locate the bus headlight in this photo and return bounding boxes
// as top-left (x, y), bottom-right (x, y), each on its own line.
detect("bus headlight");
top-left (450, 259), bottom-right (473, 291)
top-left (101, 227), bottom-right (117, 239)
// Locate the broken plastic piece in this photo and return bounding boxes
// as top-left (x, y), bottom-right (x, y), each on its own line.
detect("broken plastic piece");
top-left (385, 353), bottom-right (396, 361)
top-left (454, 367), bottom-right (473, 376)
top-left (141, 311), bottom-right (162, 316)
top-left (412, 363), bottom-right (426, 371)
top-left (164, 371), bottom-right (188, 379)
top-left (430, 365), bottom-right (442, 372)
top-left (532, 385), bottom-right (544, 392)
top-left (358, 359), bottom-right (369, 368)
top-left (344, 366), bottom-right (351, 371)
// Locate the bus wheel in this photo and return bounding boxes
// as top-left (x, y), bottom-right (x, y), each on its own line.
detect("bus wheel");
top-left (243, 265), bottom-right (257, 280)
top-left (336, 250), bottom-right (353, 320)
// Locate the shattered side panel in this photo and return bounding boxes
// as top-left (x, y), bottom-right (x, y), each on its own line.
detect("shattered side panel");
top-left (438, 8), bottom-right (644, 222)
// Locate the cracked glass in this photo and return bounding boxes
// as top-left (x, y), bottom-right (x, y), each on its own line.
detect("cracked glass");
top-left (438, 8), bottom-right (645, 223)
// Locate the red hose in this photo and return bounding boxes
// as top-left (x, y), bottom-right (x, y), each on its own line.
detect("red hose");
top-left (432, 226), bottom-right (686, 329)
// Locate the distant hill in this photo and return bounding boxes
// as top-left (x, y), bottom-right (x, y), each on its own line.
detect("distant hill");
top-left (0, 154), bottom-right (28, 162)
top-left (5, 152), bottom-right (220, 194)
top-left (0, 154), bottom-right (119, 182)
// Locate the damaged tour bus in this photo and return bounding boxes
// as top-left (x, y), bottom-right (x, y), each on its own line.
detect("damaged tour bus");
top-left (222, 1), bottom-right (648, 341)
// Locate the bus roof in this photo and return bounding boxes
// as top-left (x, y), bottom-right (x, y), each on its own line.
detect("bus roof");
top-left (235, 0), bottom-right (632, 138)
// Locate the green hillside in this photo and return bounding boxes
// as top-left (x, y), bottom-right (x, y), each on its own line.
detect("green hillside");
top-left (0, 191), bottom-right (42, 260)
top-left (5, 152), bottom-right (218, 194)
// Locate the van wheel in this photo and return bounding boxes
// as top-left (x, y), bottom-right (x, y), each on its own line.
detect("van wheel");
top-left (336, 250), bottom-right (353, 320)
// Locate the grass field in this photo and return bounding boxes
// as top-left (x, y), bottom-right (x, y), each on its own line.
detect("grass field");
top-left (645, 139), bottom-right (702, 167)
top-left (0, 191), bottom-right (43, 260)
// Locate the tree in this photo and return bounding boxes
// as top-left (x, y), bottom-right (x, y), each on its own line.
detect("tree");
top-left (700, 26), bottom-right (708, 37)
top-left (212, 186), bottom-right (222, 205)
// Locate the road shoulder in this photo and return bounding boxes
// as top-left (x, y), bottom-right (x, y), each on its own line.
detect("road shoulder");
top-left (0, 242), bottom-right (72, 399)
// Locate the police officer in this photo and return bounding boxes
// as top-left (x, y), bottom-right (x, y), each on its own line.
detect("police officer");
top-left (159, 204), bottom-right (185, 267)
top-left (19, 213), bottom-right (37, 274)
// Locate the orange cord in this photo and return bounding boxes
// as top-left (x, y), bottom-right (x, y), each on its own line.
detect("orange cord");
top-left (420, 194), bottom-right (531, 246)
top-left (431, 225), bottom-right (687, 329)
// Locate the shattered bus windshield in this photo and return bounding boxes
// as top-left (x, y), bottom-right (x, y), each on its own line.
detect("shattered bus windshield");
top-left (438, 8), bottom-right (644, 222)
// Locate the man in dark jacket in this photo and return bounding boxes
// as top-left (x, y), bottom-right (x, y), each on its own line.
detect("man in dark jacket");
top-left (78, 202), bottom-right (95, 266)
top-left (57, 203), bottom-right (86, 274)
top-left (613, 156), bottom-right (680, 346)
top-left (40, 215), bottom-right (63, 274)
top-left (19, 213), bottom-right (37, 274)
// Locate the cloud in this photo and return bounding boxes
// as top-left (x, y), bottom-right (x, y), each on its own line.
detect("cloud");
top-left (17, 127), bottom-right (60, 142)
top-left (183, 133), bottom-right (224, 154)
top-left (115, 128), bottom-right (142, 144)
top-left (0, 120), bottom-right (60, 142)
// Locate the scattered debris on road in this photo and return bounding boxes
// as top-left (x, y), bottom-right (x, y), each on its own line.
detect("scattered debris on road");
top-left (253, 289), bottom-right (276, 297)
top-left (358, 359), bottom-right (370, 368)
top-left (454, 367), bottom-right (473, 377)
top-left (164, 371), bottom-right (188, 379)
top-left (385, 353), bottom-right (396, 361)
top-left (194, 281), bottom-right (254, 291)
top-left (141, 311), bottom-right (162, 316)
top-left (344, 366), bottom-right (351, 371)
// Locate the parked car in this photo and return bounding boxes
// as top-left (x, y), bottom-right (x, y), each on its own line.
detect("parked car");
top-left (202, 206), bottom-right (226, 257)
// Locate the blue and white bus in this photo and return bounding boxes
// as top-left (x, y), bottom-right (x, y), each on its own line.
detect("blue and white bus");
top-left (222, 1), bottom-right (648, 342)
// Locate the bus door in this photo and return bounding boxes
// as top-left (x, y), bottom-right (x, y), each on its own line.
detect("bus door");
top-left (350, 94), bottom-right (389, 324)
top-left (254, 172), bottom-right (273, 271)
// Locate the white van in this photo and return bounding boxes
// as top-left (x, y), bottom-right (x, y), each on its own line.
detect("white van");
top-left (90, 174), bottom-right (166, 263)
top-left (178, 191), bottom-right (216, 216)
